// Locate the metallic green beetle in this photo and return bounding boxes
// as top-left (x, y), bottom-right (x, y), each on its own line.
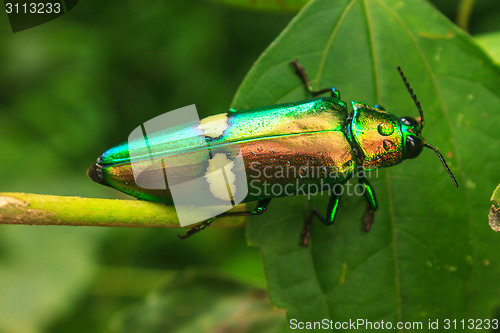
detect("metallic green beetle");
top-left (88, 61), bottom-right (458, 240)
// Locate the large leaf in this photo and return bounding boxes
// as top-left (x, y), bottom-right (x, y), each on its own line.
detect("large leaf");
top-left (232, 0), bottom-right (500, 328)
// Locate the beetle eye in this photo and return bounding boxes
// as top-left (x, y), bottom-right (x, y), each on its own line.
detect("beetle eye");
top-left (405, 136), bottom-right (423, 159)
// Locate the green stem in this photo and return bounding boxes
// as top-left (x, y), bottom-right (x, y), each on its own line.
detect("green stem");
top-left (456, 0), bottom-right (475, 32)
top-left (0, 192), bottom-right (246, 228)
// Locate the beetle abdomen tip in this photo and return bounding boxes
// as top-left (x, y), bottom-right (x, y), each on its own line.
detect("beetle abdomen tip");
top-left (87, 162), bottom-right (108, 186)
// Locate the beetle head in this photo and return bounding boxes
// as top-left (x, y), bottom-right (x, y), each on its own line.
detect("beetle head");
top-left (399, 115), bottom-right (423, 160)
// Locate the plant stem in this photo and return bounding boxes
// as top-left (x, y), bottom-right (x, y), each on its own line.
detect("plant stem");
top-left (0, 192), bottom-right (246, 228)
top-left (456, 0), bottom-right (475, 32)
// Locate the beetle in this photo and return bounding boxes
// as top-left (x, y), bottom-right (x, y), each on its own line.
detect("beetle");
top-left (88, 61), bottom-right (458, 241)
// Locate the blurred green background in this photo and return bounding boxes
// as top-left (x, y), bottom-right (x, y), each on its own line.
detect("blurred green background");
top-left (0, 0), bottom-right (499, 332)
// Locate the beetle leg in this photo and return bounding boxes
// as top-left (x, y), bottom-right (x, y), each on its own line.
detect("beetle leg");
top-left (250, 198), bottom-right (272, 215)
top-left (309, 191), bottom-right (341, 225)
top-left (220, 198), bottom-right (272, 217)
top-left (301, 208), bottom-right (319, 246)
top-left (357, 173), bottom-right (378, 231)
top-left (178, 217), bottom-right (216, 239)
top-left (300, 191), bottom-right (341, 246)
top-left (291, 60), bottom-right (340, 99)
top-left (178, 199), bottom-right (272, 240)
top-left (325, 190), bottom-right (341, 225)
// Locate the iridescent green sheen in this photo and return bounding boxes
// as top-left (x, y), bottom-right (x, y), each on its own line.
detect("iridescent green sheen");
top-left (90, 97), bottom-right (358, 203)
top-left (88, 95), bottom-right (424, 204)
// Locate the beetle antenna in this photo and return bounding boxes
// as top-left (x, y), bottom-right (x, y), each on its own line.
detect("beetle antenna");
top-left (397, 66), bottom-right (425, 130)
top-left (424, 143), bottom-right (458, 187)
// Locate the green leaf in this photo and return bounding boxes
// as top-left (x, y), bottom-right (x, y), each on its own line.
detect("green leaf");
top-left (491, 184), bottom-right (500, 204)
top-left (475, 32), bottom-right (500, 65)
top-left (208, 0), bottom-right (308, 13)
top-left (490, 184), bottom-right (500, 232)
top-left (110, 270), bottom-right (287, 333)
top-left (233, 0), bottom-right (500, 327)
